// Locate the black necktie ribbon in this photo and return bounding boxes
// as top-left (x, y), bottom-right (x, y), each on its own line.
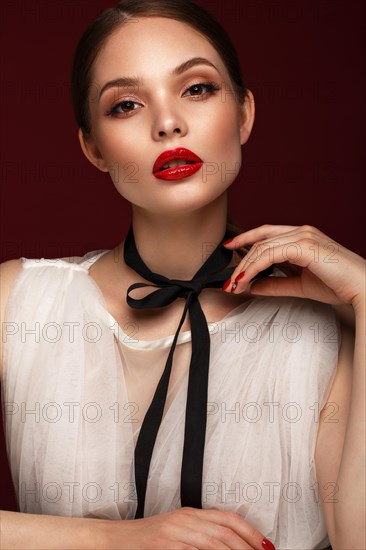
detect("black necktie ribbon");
top-left (123, 224), bottom-right (272, 518)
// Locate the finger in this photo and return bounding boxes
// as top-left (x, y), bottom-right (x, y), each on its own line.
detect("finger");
top-left (225, 232), bottom-right (309, 285)
top-left (227, 239), bottom-right (342, 303)
top-left (237, 232), bottom-right (344, 283)
top-left (227, 239), bottom-right (303, 284)
top-left (248, 275), bottom-right (304, 298)
top-left (182, 508), bottom-right (271, 550)
top-left (229, 238), bottom-right (316, 286)
top-left (177, 521), bottom-right (251, 550)
top-left (224, 225), bottom-right (331, 256)
top-left (249, 274), bottom-right (341, 304)
top-left (233, 233), bottom-right (315, 274)
top-left (222, 252), bottom-right (290, 295)
top-left (173, 513), bottom-right (245, 549)
top-left (223, 224), bottom-right (299, 248)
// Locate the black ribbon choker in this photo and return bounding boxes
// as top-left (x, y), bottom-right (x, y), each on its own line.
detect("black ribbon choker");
top-left (123, 224), bottom-right (272, 518)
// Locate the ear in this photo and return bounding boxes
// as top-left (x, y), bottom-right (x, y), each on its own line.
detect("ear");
top-left (238, 89), bottom-right (255, 146)
top-left (78, 128), bottom-right (109, 173)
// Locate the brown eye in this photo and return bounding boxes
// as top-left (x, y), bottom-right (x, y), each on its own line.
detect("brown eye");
top-left (108, 99), bottom-right (141, 117)
top-left (113, 100), bottom-right (138, 113)
top-left (119, 101), bottom-right (137, 112)
top-left (188, 84), bottom-right (206, 95)
top-left (182, 82), bottom-right (220, 98)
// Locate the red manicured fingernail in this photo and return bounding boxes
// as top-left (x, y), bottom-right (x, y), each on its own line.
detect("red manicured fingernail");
top-left (223, 237), bottom-right (234, 246)
top-left (234, 271), bottom-right (245, 283)
top-left (222, 278), bottom-right (232, 291)
top-left (231, 271), bottom-right (245, 293)
top-left (262, 538), bottom-right (275, 550)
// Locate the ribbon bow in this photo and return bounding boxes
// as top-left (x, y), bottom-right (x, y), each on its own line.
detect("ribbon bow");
top-left (123, 224), bottom-right (271, 518)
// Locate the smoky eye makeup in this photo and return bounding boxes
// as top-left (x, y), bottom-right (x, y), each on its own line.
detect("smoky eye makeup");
top-left (105, 98), bottom-right (142, 117)
top-left (101, 85), bottom-right (139, 115)
top-left (103, 76), bottom-right (223, 118)
top-left (180, 81), bottom-right (221, 103)
top-left (105, 82), bottom-right (221, 117)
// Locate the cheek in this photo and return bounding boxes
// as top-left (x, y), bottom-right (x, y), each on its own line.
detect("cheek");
top-left (201, 108), bottom-right (242, 180)
top-left (94, 126), bottom-right (129, 161)
top-left (94, 125), bottom-right (145, 181)
top-left (205, 101), bottom-right (241, 145)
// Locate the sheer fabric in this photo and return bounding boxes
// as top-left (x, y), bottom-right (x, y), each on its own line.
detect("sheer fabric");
top-left (2, 250), bottom-right (340, 549)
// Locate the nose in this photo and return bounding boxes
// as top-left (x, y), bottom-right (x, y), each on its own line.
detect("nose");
top-left (151, 105), bottom-right (188, 141)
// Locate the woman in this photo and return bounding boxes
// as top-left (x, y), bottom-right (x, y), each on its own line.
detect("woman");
top-left (0, 0), bottom-right (364, 548)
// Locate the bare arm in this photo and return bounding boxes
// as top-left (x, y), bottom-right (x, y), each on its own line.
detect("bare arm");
top-left (0, 507), bottom-right (272, 550)
top-left (315, 310), bottom-right (365, 549)
top-left (0, 259), bottom-right (23, 381)
top-left (0, 510), bottom-right (107, 550)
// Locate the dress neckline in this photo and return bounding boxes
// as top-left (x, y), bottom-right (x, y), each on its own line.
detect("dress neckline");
top-left (80, 249), bottom-right (251, 351)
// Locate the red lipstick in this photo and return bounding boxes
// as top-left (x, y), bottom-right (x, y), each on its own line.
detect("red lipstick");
top-left (153, 147), bottom-right (203, 181)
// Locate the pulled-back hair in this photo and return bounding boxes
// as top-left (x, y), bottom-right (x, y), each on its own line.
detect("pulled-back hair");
top-left (71, 0), bottom-right (248, 138)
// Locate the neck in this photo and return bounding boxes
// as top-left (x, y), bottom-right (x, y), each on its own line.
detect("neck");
top-left (122, 192), bottom-right (232, 280)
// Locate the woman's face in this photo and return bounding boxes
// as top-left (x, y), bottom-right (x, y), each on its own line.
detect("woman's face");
top-left (79, 16), bottom-right (255, 215)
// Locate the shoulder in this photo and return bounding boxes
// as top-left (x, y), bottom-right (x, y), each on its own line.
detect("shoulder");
top-left (220, 295), bottom-right (340, 385)
top-left (243, 296), bottom-right (340, 393)
top-left (245, 294), bottom-right (339, 339)
top-left (269, 295), bottom-right (340, 360)
top-left (0, 250), bottom-right (108, 380)
top-left (0, 258), bottom-right (23, 307)
top-left (1, 255), bottom-right (87, 307)
top-left (221, 294), bottom-right (340, 351)
top-left (0, 250), bottom-right (111, 308)
top-left (0, 259), bottom-right (23, 378)
top-left (2, 249), bottom-right (109, 282)
top-left (0, 258), bottom-right (23, 291)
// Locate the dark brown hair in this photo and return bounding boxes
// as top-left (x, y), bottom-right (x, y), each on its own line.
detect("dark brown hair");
top-left (71, 0), bottom-right (248, 138)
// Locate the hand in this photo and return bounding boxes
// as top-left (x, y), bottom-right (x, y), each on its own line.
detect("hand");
top-left (223, 225), bottom-right (366, 310)
top-left (99, 506), bottom-right (274, 549)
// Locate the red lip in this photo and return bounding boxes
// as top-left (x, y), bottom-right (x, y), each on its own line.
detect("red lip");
top-left (153, 147), bottom-right (203, 181)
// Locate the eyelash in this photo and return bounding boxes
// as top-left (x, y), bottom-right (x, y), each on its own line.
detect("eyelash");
top-left (185, 81), bottom-right (220, 98)
top-left (106, 81), bottom-right (220, 118)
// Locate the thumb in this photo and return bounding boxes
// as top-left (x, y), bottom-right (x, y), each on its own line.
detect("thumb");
top-left (249, 276), bottom-right (304, 298)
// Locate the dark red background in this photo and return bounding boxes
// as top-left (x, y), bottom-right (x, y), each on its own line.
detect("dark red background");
top-left (0, 0), bottom-right (365, 511)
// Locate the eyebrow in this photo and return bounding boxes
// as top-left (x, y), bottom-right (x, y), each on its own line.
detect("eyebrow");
top-left (98, 57), bottom-right (219, 101)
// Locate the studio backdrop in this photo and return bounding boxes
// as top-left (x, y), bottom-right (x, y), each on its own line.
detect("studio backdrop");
top-left (0, 0), bottom-right (365, 511)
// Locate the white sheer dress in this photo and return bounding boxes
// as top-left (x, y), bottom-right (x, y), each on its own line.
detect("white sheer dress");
top-left (2, 250), bottom-right (340, 549)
